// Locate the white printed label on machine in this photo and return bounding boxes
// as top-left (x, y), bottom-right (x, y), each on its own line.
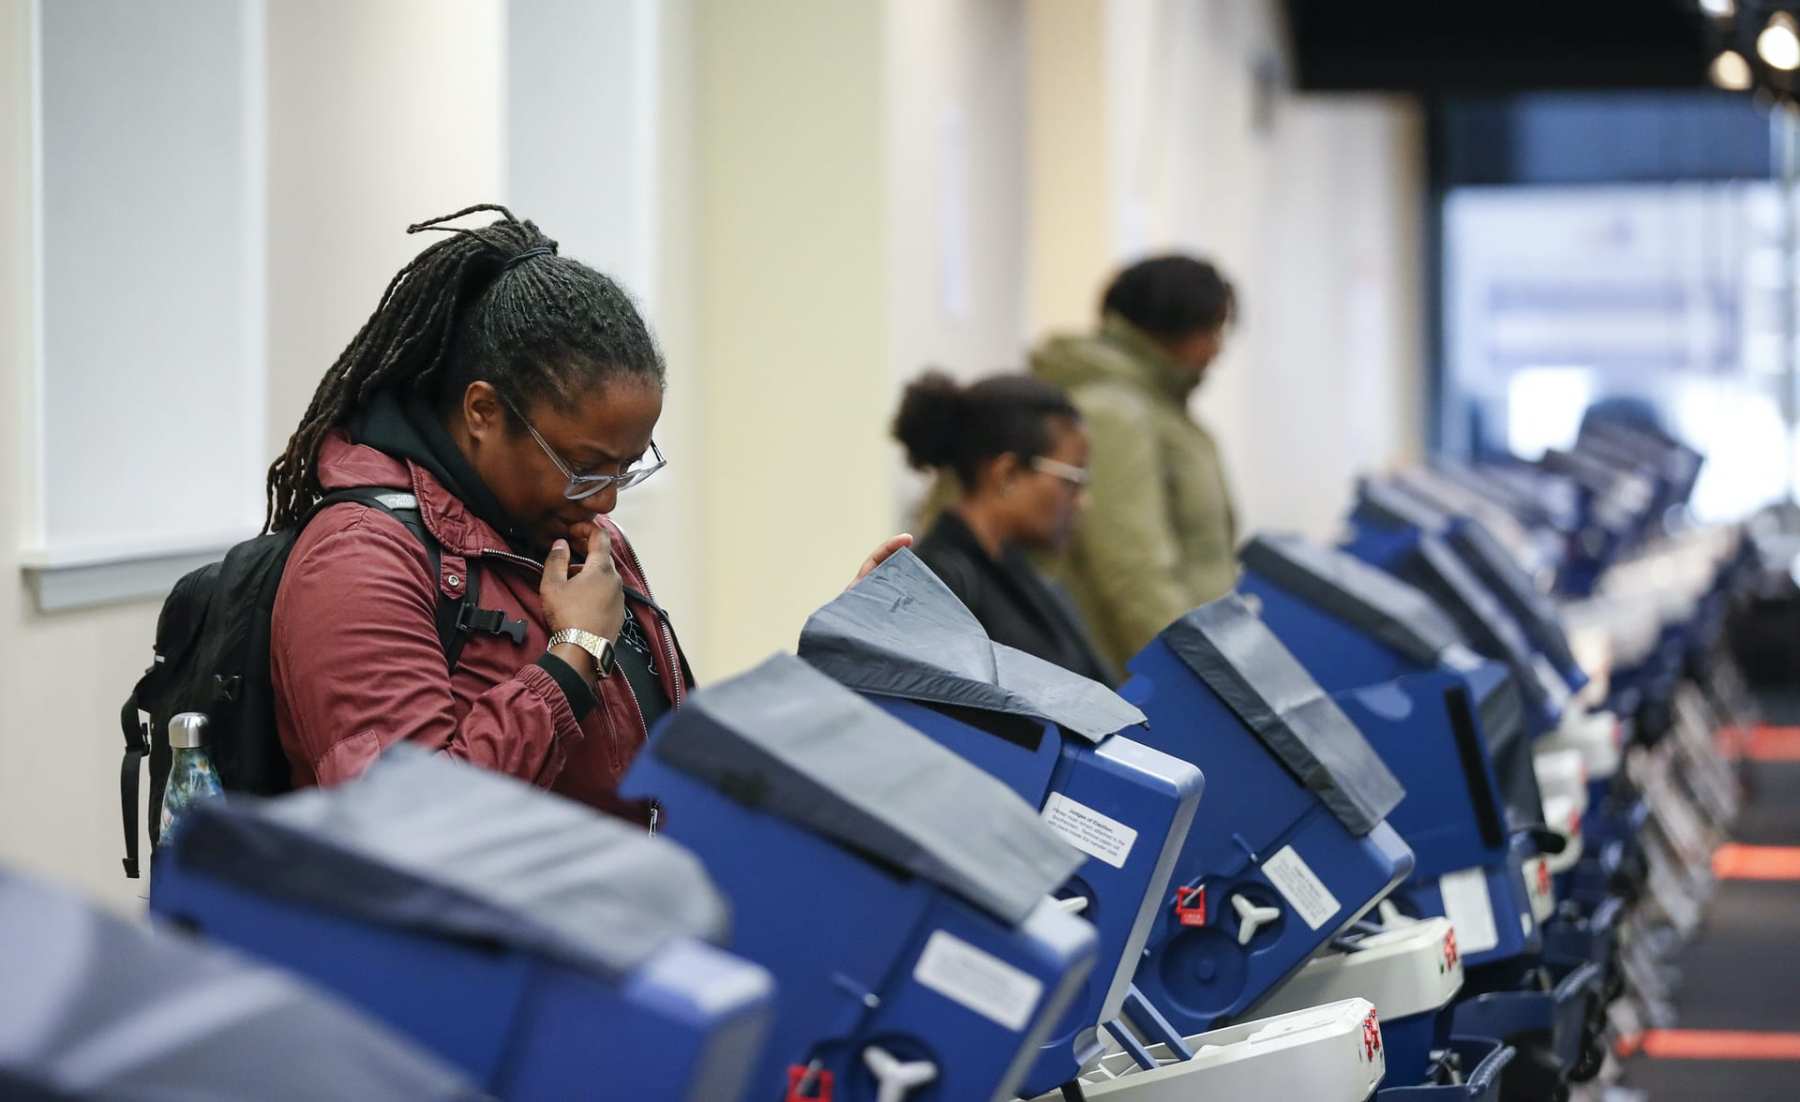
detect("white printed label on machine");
top-left (1261, 845), bottom-right (1342, 930)
top-left (1040, 792), bottom-right (1138, 870)
top-left (1438, 867), bottom-right (1499, 954)
top-left (913, 930), bottom-right (1043, 1032)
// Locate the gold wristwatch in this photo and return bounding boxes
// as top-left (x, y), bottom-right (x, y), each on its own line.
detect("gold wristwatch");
top-left (547, 628), bottom-right (617, 678)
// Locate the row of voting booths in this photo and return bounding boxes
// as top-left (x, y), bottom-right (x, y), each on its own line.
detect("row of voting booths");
top-left (4, 418), bottom-right (1753, 1102)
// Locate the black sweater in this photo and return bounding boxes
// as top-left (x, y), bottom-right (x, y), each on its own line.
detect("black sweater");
top-left (914, 510), bottom-right (1119, 687)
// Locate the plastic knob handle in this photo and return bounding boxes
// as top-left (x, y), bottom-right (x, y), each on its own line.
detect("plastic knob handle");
top-left (1232, 894), bottom-right (1281, 945)
top-left (862, 1045), bottom-right (937, 1102)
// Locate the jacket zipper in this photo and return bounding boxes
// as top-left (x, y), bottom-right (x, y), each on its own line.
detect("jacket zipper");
top-left (479, 548), bottom-right (546, 574)
top-left (609, 538), bottom-right (673, 834)
top-left (481, 543), bottom-right (674, 829)
top-left (615, 673), bottom-right (663, 834)
top-left (484, 541), bottom-right (682, 706)
top-left (618, 667), bottom-right (648, 766)
top-left (478, 547), bottom-right (626, 769)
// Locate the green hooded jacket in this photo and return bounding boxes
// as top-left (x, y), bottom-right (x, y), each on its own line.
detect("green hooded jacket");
top-left (1031, 314), bottom-right (1238, 669)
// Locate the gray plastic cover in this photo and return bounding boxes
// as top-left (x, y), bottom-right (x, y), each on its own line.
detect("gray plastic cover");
top-left (1240, 533), bottom-right (1467, 667)
top-left (1446, 518), bottom-right (1581, 678)
top-left (1431, 460), bottom-right (1579, 534)
top-left (0, 869), bottom-right (487, 1101)
top-left (652, 652), bottom-right (1085, 925)
top-left (1158, 595), bottom-right (1405, 836)
top-left (797, 548), bottom-right (1146, 742)
top-left (1402, 536), bottom-right (1568, 713)
top-left (1404, 538), bottom-right (1537, 669)
top-left (172, 748), bottom-right (728, 981)
top-left (1357, 478), bottom-right (1453, 533)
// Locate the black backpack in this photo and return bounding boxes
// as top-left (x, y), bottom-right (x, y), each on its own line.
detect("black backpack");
top-left (117, 488), bottom-right (523, 878)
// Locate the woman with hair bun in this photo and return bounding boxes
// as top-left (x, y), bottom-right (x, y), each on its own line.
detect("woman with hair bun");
top-left (892, 371), bottom-right (1116, 686)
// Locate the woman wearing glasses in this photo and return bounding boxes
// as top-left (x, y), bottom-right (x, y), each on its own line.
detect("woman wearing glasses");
top-left (893, 371), bottom-right (1117, 686)
top-left (266, 206), bottom-right (903, 825)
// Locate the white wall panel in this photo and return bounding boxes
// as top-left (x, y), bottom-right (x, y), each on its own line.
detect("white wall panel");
top-left (33, 0), bottom-right (265, 571)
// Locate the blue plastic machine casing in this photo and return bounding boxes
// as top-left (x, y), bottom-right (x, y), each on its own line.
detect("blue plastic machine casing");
top-left (1238, 533), bottom-right (1605, 1086)
top-left (1344, 480), bottom-right (1576, 738)
top-left (1356, 477), bottom-right (1591, 699)
top-left (149, 749), bottom-right (775, 1102)
top-left (795, 550), bottom-right (1203, 1096)
top-left (1237, 533), bottom-right (1546, 970)
top-left (1115, 595), bottom-right (1415, 1041)
top-left (619, 653), bottom-right (1100, 1102)
top-left (871, 700), bottom-right (1202, 1094)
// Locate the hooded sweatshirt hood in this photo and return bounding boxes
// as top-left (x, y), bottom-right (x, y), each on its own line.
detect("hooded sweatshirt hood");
top-left (1032, 314), bottom-right (1200, 406)
top-left (349, 388), bottom-right (532, 552)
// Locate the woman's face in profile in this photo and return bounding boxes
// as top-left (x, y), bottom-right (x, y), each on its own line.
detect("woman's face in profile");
top-left (465, 377), bottom-right (664, 555)
top-left (1016, 417), bottom-right (1090, 551)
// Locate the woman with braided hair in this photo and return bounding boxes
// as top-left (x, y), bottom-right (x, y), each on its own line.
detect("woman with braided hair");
top-left (269, 204), bottom-right (904, 824)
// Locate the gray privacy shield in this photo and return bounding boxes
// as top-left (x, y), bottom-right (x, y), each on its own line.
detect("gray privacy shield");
top-left (0, 869), bottom-right (487, 1102)
top-left (1158, 595), bottom-right (1405, 836)
top-left (1240, 533), bottom-right (1466, 667)
top-left (1445, 518), bottom-right (1582, 679)
top-left (796, 548), bottom-right (1146, 742)
top-left (1402, 536), bottom-right (1566, 712)
top-left (172, 747), bottom-right (728, 981)
top-left (652, 652), bottom-right (1085, 925)
top-left (1358, 477), bottom-right (1453, 534)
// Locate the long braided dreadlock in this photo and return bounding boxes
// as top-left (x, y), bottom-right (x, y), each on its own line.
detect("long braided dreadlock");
top-left (264, 203), bottom-right (664, 531)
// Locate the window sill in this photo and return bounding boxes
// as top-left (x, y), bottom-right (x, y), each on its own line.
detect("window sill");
top-left (20, 530), bottom-right (249, 613)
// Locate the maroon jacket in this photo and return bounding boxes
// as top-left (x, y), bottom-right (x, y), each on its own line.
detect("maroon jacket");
top-left (271, 430), bottom-right (686, 823)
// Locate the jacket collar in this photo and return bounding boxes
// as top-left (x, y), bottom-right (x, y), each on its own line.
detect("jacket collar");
top-left (1098, 313), bottom-right (1201, 404)
top-left (314, 430), bottom-right (510, 559)
top-left (924, 510), bottom-right (1119, 687)
top-left (932, 507), bottom-right (1000, 564)
top-left (348, 389), bottom-right (532, 549)
top-left (931, 508), bottom-right (1046, 585)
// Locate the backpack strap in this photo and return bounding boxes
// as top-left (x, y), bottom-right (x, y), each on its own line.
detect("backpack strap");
top-left (117, 690), bottom-right (152, 878)
top-left (119, 490), bottom-right (487, 880)
top-left (625, 585), bottom-right (697, 692)
top-left (310, 488), bottom-right (476, 673)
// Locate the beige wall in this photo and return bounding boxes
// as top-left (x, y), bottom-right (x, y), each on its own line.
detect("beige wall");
top-left (690, 0), bottom-right (892, 678)
top-left (635, 0), bottom-right (706, 647)
top-left (1025, 0), bottom-right (1109, 336)
top-left (884, 0), bottom-right (1031, 512)
top-left (884, 0), bottom-right (1031, 384)
top-left (1243, 97), bottom-right (1425, 538)
top-left (265, 0), bottom-right (505, 451)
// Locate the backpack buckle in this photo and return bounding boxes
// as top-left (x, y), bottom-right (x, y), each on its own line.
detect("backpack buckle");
top-left (456, 603), bottom-right (528, 646)
top-left (212, 673), bottom-right (242, 703)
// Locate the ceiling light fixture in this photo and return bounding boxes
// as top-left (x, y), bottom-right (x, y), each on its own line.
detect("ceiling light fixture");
top-left (1760, 12), bottom-right (1800, 71)
top-left (1710, 48), bottom-right (1754, 90)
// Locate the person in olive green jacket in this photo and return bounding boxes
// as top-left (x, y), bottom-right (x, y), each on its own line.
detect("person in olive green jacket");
top-left (1031, 255), bottom-right (1238, 670)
